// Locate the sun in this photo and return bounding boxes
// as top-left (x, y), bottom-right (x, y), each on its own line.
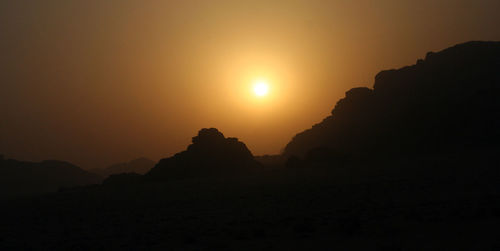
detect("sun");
top-left (253, 81), bottom-right (269, 97)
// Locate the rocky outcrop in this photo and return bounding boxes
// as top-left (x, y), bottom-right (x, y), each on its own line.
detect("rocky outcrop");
top-left (146, 128), bottom-right (259, 180)
top-left (284, 41), bottom-right (500, 160)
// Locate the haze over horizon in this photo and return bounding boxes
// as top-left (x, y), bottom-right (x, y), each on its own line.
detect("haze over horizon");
top-left (1, 0), bottom-right (500, 168)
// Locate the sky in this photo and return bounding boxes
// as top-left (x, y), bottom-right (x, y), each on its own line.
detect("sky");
top-left (1, 0), bottom-right (500, 168)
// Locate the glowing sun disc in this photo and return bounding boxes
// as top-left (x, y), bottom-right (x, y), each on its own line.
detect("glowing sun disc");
top-left (253, 81), bottom-right (269, 97)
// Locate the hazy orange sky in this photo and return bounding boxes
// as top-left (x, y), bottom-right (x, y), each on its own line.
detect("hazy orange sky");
top-left (1, 0), bottom-right (500, 168)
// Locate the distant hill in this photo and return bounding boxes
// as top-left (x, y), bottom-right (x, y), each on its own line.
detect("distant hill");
top-left (145, 128), bottom-right (260, 181)
top-left (89, 157), bottom-right (155, 177)
top-left (284, 41), bottom-right (500, 162)
top-left (0, 156), bottom-right (102, 197)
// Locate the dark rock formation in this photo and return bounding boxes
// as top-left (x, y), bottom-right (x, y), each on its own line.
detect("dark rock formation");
top-left (284, 41), bottom-right (500, 161)
top-left (146, 128), bottom-right (259, 180)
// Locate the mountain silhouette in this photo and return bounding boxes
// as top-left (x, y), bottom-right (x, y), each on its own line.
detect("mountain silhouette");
top-left (284, 41), bottom-right (500, 162)
top-left (3, 42), bottom-right (500, 250)
top-left (89, 157), bottom-right (155, 177)
top-left (0, 156), bottom-right (102, 197)
top-left (146, 128), bottom-right (259, 181)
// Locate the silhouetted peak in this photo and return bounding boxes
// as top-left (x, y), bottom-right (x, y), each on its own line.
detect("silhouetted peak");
top-left (192, 128), bottom-right (226, 145)
top-left (147, 128), bottom-right (258, 180)
top-left (186, 128), bottom-right (253, 160)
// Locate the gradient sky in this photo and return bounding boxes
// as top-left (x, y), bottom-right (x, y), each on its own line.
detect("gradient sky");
top-left (1, 0), bottom-right (500, 168)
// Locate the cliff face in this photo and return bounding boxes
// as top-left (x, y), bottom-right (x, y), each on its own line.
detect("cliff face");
top-left (284, 41), bottom-right (500, 159)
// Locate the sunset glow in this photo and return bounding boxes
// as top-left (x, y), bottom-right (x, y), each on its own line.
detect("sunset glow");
top-left (1, 0), bottom-right (499, 168)
top-left (253, 81), bottom-right (269, 97)
top-left (1, 1), bottom-right (499, 248)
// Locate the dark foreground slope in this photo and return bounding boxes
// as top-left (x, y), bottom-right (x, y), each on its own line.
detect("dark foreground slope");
top-left (2, 159), bottom-right (500, 250)
top-left (284, 41), bottom-right (500, 160)
top-left (0, 156), bottom-right (102, 197)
